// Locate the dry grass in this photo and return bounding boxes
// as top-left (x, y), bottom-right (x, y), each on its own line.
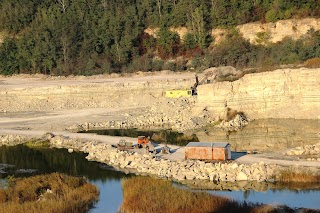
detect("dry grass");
top-left (304, 58), bottom-right (320, 68)
top-left (120, 177), bottom-right (290, 213)
top-left (278, 169), bottom-right (320, 183)
top-left (0, 173), bottom-right (99, 213)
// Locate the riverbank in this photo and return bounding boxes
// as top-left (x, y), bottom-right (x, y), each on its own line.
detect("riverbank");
top-left (1, 132), bottom-right (319, 189)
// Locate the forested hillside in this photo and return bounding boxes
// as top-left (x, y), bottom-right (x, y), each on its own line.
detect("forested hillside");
top-left (0, 0), bottom-right (320, 75)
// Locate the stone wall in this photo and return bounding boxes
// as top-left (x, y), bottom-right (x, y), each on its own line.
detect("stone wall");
top-left (196, 68), bottom-right (320, 120)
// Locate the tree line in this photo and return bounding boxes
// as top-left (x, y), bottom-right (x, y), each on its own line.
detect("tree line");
top-left (0, 0), bottom-right (320, 75)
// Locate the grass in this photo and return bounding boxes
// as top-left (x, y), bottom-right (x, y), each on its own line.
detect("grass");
top-left (0, 173), bottom-right (99, 213)
top-left (278, 168), bottom-right (320, 183)
top-left (24, 139), bottom-right (50, 148)
top-left (120, 176), bottom-right (299, 213)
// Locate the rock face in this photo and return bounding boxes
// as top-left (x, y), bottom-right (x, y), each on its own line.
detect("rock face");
top-left (212, 18), bottom-right (320, 45)
top-left (196, 68), bottom-right (320, 120)
top-left (146, 18), bottom-right (320, 46)
top-left (238, 18), bottom-right (320, 44)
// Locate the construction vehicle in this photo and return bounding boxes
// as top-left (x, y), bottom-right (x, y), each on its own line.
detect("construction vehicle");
top-left (165, 89), bottom-right (193, 98)
top-left (117, 136), bottom-right (155, 153)
top-left (117, 139), bottom-right (135, 150)
top-left (165, 71), bottom-right (215, 98)
top-left (138, 136), bottom-right (155, 153)
top-left (137, 136), bottom-right (149, 147)
top-left (191, 71), bottom-right (215, 95)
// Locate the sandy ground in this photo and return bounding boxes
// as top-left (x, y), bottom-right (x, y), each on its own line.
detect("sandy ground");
top-left (0, 73), bottom-right (319, 168)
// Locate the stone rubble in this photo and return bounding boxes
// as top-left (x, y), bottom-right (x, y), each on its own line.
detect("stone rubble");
top-left (69, 100), bottom-right (249, 133)
top-left (46, 135), bottom-right (279, 183)
top-left (286, 142), bottom-right (320, 161)
top-left (218, 113), bottom-right (249, 131)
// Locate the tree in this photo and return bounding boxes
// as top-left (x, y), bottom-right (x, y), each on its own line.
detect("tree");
top-left (56, 0), bottom-right (69, 13)
top-left (187, 7), bottom-right (211, 48)
top-left (0, 38), bottom-right (18, 75)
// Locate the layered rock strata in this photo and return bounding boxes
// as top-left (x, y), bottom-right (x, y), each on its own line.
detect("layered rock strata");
top-left (196, 68), bottom-right (320, 120)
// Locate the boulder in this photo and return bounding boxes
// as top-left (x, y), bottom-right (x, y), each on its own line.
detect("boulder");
top-left (236, 172), bottom-right (248, 181)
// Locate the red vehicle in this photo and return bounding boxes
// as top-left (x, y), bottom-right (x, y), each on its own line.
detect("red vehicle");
top-left (137, 136), bottom-right (149, 148)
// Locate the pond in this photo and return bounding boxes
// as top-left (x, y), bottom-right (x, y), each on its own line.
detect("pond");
top-left (0, 144), bottom-right (319, 212)
top-left (79, 128), bottom-right (199, 146)
top-left (79, 119), bottom-right (320, 153)
top-left (197, 119), bottom-right (320, 153)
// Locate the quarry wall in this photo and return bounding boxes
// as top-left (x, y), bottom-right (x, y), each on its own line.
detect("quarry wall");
top-left (196, 68), bottom-right (320, 120)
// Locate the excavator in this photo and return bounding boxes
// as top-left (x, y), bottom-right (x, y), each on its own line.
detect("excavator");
top-left (166, 71), bottom-right (215, 98)
top-left (190, 71), bottom-right (215, 95)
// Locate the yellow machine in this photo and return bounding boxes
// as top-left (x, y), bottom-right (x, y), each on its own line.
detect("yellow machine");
top-left (165, 89), bottom-right (193, 98)
top-left (165, 71), bottom-right (215, 98)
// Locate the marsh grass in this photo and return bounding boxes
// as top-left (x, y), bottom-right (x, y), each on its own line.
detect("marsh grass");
top-left (278, 169), bottom-right (320, 183)
top-left (0, 173), bottom-right (99, 213)
top-left (120, 177), bottom-right (293, 213)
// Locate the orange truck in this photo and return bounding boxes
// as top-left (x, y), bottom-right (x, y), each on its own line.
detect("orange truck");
top-left (137, 136), bottom-right (149, 148)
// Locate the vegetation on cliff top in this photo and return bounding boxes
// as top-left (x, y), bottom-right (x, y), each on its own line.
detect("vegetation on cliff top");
top-left (0, 0), bottom-right (320, 76)
top-left (0, 173), bottom-right (99, 213)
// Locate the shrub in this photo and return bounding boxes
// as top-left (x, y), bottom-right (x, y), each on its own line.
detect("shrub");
top-left (304, 58), bottom-right (320, 68)
top-left (278, 169), bottom-right (320, 183)
top-left (0, 173), bottom-right (99, 213)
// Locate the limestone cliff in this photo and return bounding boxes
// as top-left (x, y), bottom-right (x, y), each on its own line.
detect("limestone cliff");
top-left (147, 18), bottom-right (320, 45)
top-left (196, 68), bottom-right (320, 120)
top-left (213, 18), bottom-right (320, 45)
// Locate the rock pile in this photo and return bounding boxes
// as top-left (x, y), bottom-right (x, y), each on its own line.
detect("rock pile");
top-left (218, 113), bottom-right (249, 131)
top-left (69, 97), bottom-right (220, 132)
top-left (49, 135), bottom-right (277, 183)
top-left (0, 134), bottom-right (29, 145)
top-left (286, 143), bottom-right (320, 161)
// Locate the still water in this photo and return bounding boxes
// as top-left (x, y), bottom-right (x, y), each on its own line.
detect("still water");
top-left (80, 119), bottom-right (320, 153)
top-left (0, 145), bottom-right (319, 212)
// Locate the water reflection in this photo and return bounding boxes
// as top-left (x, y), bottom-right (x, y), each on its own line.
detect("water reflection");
top-left (80, 128), bottom-right (199, 146)
top-left (208, 189), bottom-right (320, 209)
top-left (0, 145), bottom-right (125, 180)
top-left (196, 119), bottom-right (320, 152)
top-left (0, 145), bottom-right (128, 213)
